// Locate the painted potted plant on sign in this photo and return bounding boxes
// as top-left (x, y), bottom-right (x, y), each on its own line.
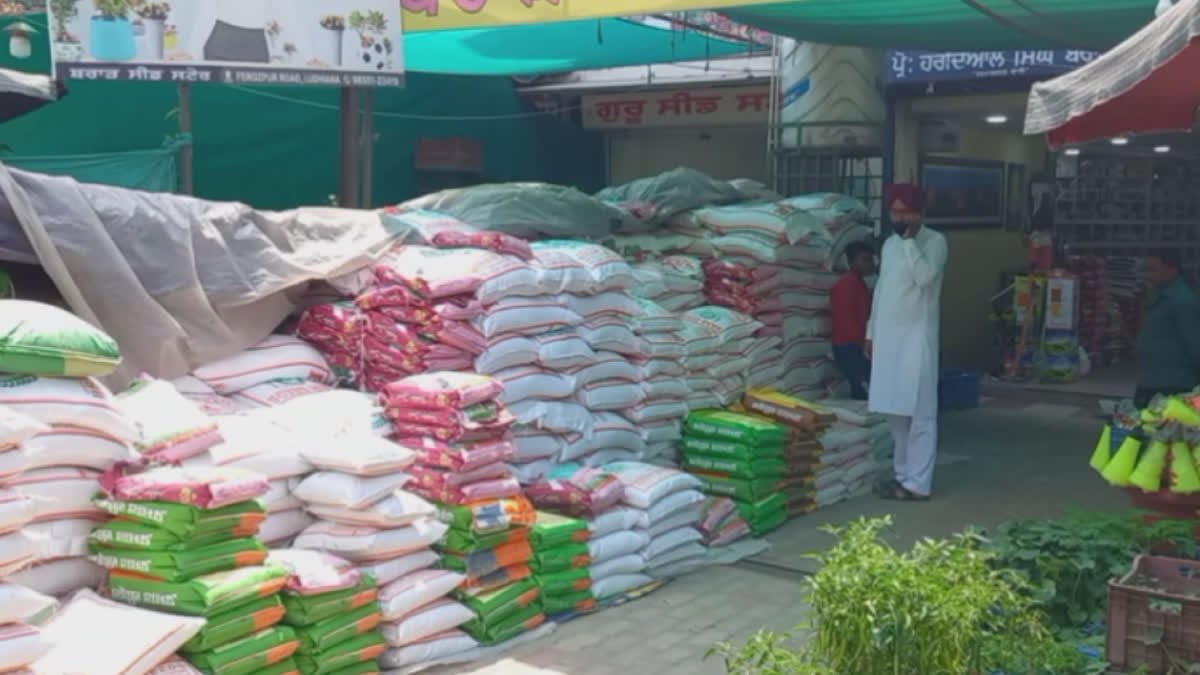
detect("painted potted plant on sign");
top-left (49, 0), bottom-right (83, 60)
top-left (90, 0), bottom-right (136, 61)
top-left (283, 40), bottom-right (297, 64)
top-left (349, 9), bottom-right (390, 71)
top-left (264, 19), bottom-right (281, 61)
top-left (134, 1), bottom-right (167, 59)
top-left (316, 14), bottom-right (344, 67)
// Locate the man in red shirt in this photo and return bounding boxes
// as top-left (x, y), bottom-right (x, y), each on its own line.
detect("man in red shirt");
top-left (830, 241), bottom-right (875, 399)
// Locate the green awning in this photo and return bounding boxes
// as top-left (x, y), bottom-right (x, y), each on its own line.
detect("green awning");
top-left (724, 0), bottom-right (1157, 50)
top-left (404, 18), bottom-right (755, 75)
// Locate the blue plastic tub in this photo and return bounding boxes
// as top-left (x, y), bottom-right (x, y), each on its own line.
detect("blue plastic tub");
top-left (939, 368), bottom-right (981, 411)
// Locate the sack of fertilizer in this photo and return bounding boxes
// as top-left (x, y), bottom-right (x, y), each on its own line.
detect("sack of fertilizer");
top-left (525, 464), bottom-right (623, 517)
top-left (193, 335), bottom-right (335, 394)
top-left (0, 300), bottom-right (122, 377)
top-left (117, 377), bottom-right (222, 462)
top-left (382, 205), bottom-right (534, 259)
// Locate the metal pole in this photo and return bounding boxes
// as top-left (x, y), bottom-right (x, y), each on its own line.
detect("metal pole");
top-left (361, 88), bottom-right (375, 209)
top-left (338, 86), bottom-right (361, 208)
top-left (178, 82), bottom-right (194, 195)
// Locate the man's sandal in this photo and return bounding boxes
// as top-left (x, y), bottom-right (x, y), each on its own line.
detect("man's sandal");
top-left (879, 483), bottom-right (930, 501)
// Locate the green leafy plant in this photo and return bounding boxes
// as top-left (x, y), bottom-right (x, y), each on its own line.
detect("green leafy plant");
top-left (49, 0), bottom-right (79, 40)
top-left (707, 517), bottom-right (1084, 675)
top-left (93, 0), bottom-right (129, 19)
top-left (984, 509), bottom-right (1196, 631)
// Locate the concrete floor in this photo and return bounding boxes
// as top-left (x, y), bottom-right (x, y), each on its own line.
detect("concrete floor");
top-left (415, 394), bottom-right (1123, 675)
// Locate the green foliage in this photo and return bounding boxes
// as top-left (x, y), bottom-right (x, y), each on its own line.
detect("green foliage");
top-left (707, 517), bottom-right (1082, 675)
top-left (984, 509), bottom-right (1196, 630)
top-left (93, 0), bottom-right (128, 19)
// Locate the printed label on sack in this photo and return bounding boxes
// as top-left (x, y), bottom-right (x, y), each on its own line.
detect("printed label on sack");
top-left (110, 586), bottom-right (178, 608)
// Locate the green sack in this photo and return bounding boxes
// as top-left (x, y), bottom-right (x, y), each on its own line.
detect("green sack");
top-left (282, 576), bottom-right (378, 627)
top-left (534, 567), bottom-right (592, 596)
top-left (108, 563), bottom-right (289, 617)
top-left (0, 300), bottom-right (121, 376)
top-left (542, 589), bottom-right (596, 616)
top-left (529, 542), bottom-right (590, 574)
top-left (683, 453), bottom-right (786, 480)
top-left (89, 537), bottom-right (267, 582)
top-left (530, 511), bottom-right (588, 550)
top-left (438, 498), bottom-right (535, 535)
top-left (750, 509), bottom-right (788, 536)
top-left (685, 410), bottom-right (788, 446)
top-left (183, 626), bottom-right (299, 675)
top-left (455, 578), bottom-right (538, 622)
top-left (94, 498), bottom-right (266, 539)
top-left (90, 519), bottom-right (252, 553)
top-left (182, 595), bottom-right (287, 653)
top-left (294, 632), bottom-right (386, 675)
top-left (680, 436), bottom-right (782, 461)
top-left (440, 524), bottom-right (528, 554)
top-left (324, 661), bottom-right (380, 675)
top-left (463, 603), bottom-right (544, 645)
top-left (695, 473), bottom-right (781, 502)
top-left (294, 602), bottom-right (382, 654)
top-left (735, 492), bottom-right (787, 523)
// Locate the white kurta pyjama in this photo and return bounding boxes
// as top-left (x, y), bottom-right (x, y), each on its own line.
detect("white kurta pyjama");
top-left (866, 226), bottom-right (948, 496)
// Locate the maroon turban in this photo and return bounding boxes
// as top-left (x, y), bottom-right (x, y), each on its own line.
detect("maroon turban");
top-left (885, 183), bottom-right (925, 211)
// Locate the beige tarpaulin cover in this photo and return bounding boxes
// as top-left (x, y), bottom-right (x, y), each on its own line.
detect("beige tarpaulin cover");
top-left (0, 163), bottom-right (397, 383)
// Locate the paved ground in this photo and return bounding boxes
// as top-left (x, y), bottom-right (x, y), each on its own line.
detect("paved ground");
top-left (422, 392), bottom-right (1119, 675)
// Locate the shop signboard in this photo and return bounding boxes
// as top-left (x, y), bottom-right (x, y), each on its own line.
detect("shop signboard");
top-left (581, 85), bottom-right (769, 130)
top-left (48, 0), bottom-right (404, 86)
top-left (885, 49), bottom-right (1100, 84)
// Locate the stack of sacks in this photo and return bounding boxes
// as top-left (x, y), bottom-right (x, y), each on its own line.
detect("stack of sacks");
top-left (295, 300), bottom-right (366, 387)
top-left (0, 580), bottom-right (57, 672)
top-left (681, 411), bottom-right (788, 536)
top-left (814, 421), bottom-right (880, 509)
top-left (624, 255), bottom-right (707, 313)
top-left (529, 512), bottom-right (593, 618)
top-left (91, 466), bottom-right (300, 674)
top-left (193, 413), bottom-right (316, 547)
top-left (695, 496), bottom-right (752, 547)
top-left (270, 550), bottom-right (386, 675)
top-left (605, 462), bottom-right (707, 582)
top-left (678, 307), bottom-right (763, 415)
top-left (318, 244), bottom-right (531, 393)
top-left (380, 373), bottom-right (521, 506)
top-left (0, 302), bottom-right (143, 596)
top-left (438, 497), bottom-right (538, 646)
top-left (822, 398), bottom-right (894, 468)
top-left (737, 388), bottom-right (838, 517)
top-left (679, 195), bottom-right (872, 397)
top-left (625, 299), bottom-right (689, 465)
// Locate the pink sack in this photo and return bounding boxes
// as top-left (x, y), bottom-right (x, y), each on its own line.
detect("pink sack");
top-left (525, 465), bottom-right (624, 518)
top-left (381, 372), bottom-right (503, 410)
top-left (407, 461), bottom-right (514, 489)
top-left (100, 465), bottom-right (270, 509)
top-left (431, 231), bottom-right (533, 261)
top-left (357, 283), bottom-right (430, 311)
top-left (407, 476), bottom-right (523, 505)
top-left (397, 436), bottom-right (516, 473)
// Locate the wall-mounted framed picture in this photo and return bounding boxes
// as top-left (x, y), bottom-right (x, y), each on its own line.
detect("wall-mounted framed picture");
top-left (919, 157), bottom-right (1006, 228)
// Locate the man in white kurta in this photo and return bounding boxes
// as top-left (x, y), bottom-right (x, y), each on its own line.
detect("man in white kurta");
top-left (866, 184), bottom-right (948, 500)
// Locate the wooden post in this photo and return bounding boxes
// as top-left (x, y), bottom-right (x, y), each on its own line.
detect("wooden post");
top-left (361, 88), bottom-right (375, 209)
top-left (178, 82), bottom-right (194, 195)
top-left (338, 86), bottom-right (361, 208)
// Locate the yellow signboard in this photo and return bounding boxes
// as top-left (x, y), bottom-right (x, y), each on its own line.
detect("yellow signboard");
top-left (402, 0), bottom-right (783, 33)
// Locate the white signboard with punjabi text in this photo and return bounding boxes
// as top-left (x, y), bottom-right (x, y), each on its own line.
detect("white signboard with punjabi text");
top-left (582, 86), bottom-right (770, 130)
top-left (49, 0), bottom-right (404, 86)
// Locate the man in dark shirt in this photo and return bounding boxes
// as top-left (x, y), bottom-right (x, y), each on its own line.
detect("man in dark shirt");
top-left (831, 241), bottom-right (875, 399)
top-left (1135, 250), bottom-right (1200, 407)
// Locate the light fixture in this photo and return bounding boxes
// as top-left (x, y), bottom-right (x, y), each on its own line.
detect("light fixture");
top-left (3, 22), bottom-right (35, 60)
top-left (1064, 148), bottom-right (1081, 156)
top-left (1154, 145), bottom-right (1171, 153)
top-left (1111, 137), bottom-right (1130, 146)
top-left (985, 114), bottom-right (1008, 125)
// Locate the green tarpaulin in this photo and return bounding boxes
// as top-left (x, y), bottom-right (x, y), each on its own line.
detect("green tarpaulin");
top-left (724, 0), bottom-right (1157, 50)
top-left (404, 18), bottom-right (753, 75)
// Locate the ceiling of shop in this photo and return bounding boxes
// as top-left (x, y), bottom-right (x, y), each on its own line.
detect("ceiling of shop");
top-left (911, 93), bottom-right (1030, 129)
